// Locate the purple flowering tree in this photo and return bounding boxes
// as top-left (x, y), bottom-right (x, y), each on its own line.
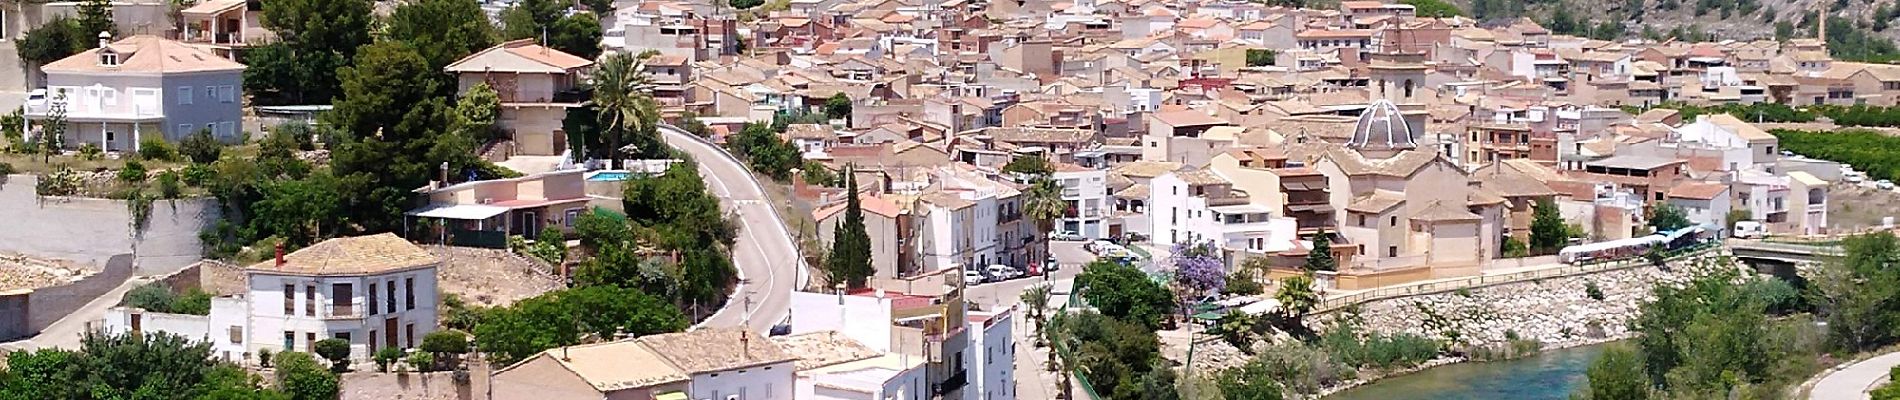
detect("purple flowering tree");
top-left (1171, 241), bottom-right (1227, 297)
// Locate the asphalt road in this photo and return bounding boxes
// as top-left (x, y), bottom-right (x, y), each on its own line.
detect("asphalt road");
top-left (965, 241), bottom-right (1095, 309)
top-left (659, 125), bottom-right (804, 333)
top-left (1812, 351), bottom-right (1900, 400)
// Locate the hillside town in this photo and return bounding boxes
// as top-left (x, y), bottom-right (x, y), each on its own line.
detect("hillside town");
top-left (7, 0), bottom-right (1900, 399)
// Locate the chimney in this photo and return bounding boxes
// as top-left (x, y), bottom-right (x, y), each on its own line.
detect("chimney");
top-left (438, 162), bottom-right (450, 187)
top-left (274, 243), bottom-right (285, 267)
top-left (97, 31), bottom-right (111, 49)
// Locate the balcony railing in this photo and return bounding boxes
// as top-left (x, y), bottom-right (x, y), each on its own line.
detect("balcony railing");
top-left (935, 370), bottom-right (968, 395)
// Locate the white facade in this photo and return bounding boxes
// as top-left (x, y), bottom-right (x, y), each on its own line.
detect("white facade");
top-left (247, 268), bottom-right (439, 362)
top-left (1148, 172), bottom-right (1208, 246)
top-left (101, 296), bottom-right (250, 363)
top-left (967, 309), bottom-right (1016, 400)
top-left (1054, 168), bottom-right (1111, 240)
top-left (687, 361), bottom-right (798, 400)
top-left (789, 292), bottom-right (899, 352)
top-left (1147, 171), bottom-right (1298, 252)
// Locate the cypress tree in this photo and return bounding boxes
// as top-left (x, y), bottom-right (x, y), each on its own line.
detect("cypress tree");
top-left (1305, 229), bottom-right (1336, 272)
top-left (828, 165), bottom-right (874, 288)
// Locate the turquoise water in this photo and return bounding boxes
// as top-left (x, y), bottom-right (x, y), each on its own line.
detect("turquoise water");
top-left (1326, 344), bottom-right (1607, 400)
top-left (587, 171), bottom-right (631, 181)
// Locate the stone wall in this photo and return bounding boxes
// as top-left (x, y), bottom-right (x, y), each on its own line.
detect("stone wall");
top-left (0, 174), bottom-right (219, 274)
top-left (1317, 253), bottom-right (1736, 349)
top-left (0, 254), bottom-right (135, 341)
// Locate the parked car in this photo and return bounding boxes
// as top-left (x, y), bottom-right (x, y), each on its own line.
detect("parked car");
top-left (987, 265), bottom-right (1022, 280)
top-left (1049, 230), bottom-right (1084, 241)
top-left (1880, 180), bottom-right (1895, 190)
top-left (1089, 240), bottom-right (1123, 255)
top-left (962, 269), bottom-right (988, 285)
top-left (25, 89), bottom-right (46, 106)
top-left (1044, 255), bottom-right (1060, 272)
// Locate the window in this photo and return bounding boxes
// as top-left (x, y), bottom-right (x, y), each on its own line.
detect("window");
top-left (332, 284), bottom-right (353, 316)
top-left (564, 208), bottom-right (583, 227)
top-left (305, 285), bottom-right (316, 316)
top-left (1389, 216), bottom-right (1397, 226)
top-left (203, 86), bottom-right (215, 103)
top-left (220, 86), bottom-right (235, 103)
top-left (100, 52), bottom-right (118, 66)
top-left (283, 284), bottom-right (294, 315)
top-left (102, 89), bottom-right (117, 106)
top-left (405, 277), bottom-right (416, 310)
top-left (404, 324), bottom-right (415, 348)
top-left (305, 332), bottom-right (316, 352)
top-left (283, 331), bottom-right (294, 351)
top-left (1387, 246), bottom-right (1398, 257)
top-left (176, 87), bottom-right (192, 105)
top-left (386, 282), bottom-right (397, 314)
top-left (220, 122), bottom-right (235, 138)
top-left (228, 326), bottom-right (242, 344)
top-left (368, 283), bottom-right (378, 316)
top-left (178, 124), bottom-right (193, 136)
top-left (1765, 146), bottom-right (1775, 155)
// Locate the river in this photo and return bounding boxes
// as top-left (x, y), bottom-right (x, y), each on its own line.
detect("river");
top-left (1326, 343), bottom-right (1609, 400)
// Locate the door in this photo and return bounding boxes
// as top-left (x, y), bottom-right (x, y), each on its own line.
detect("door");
top-left (522, 211), bottom-right (538, 236)
top-left (384, 317), bottom-right (398, 349)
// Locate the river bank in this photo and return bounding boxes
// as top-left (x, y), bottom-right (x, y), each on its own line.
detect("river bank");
top-left (1325, 342), bottom-right (1615, 400)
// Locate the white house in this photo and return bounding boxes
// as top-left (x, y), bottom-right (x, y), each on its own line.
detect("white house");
top-left (1053, 163), bottom-right (1111, 240)
top-left (247, 233), bottom-right (441, 361)
top-left (26, 34), bottom-right (246, 152)
top-left (967, 309), bottom-right (1016, 400)
top-left (1147, 168), bottom-right (1299, 253)
top-left (101, 233), bottom-right (440, 366)
top-left (491, 329), bottom-right (798, 400)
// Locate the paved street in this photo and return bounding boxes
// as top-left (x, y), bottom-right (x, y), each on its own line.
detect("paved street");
top-left (659, 125), bottom-right (804, 333)
top-left (1812, 351), bottom-right (1900, 400)
top-left (966, 241), bottom-right (1094, 310)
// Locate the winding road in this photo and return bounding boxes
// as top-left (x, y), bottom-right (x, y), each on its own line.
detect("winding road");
top-left (1811, 351), bottom-right (1900, 400)
top-left (659, 125), bottom-right (805, 333)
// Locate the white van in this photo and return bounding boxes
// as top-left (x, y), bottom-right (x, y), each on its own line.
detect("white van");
top-left (1733, 221), bottom-right (1765, 239)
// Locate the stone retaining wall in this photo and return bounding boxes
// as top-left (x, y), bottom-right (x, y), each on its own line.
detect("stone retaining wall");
top-left (1315, 253), bottom-right (1737, 349)
top-left (0, 254), bottom-right (135, 341)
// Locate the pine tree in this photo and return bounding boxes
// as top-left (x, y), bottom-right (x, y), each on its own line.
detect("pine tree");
top-left (827, 166), bottom-right (874, 288)
top-left (1304, 229), bottom-right (1335, 272)
top-left (77, 0), bottom-right (116, 38)
top-left (1530, 198), bottom-right (1570, 254)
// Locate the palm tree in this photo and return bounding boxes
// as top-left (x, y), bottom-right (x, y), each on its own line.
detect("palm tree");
top-left (588, 50), bottom-right (656, 168)
top-left (1022, 176), bottom-right (1067, 270)
top-left (1020, 284), bottom-right (1052, 346)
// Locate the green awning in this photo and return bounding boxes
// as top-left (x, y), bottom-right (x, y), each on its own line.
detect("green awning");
top-left (1193, 311), bottom-right (1223, 321)
top-left (656, 392), bottom-right (688, 400)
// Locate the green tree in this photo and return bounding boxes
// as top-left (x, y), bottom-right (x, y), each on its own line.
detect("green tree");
top-left (499, 0), bottom-right (603, 59)
top-left (180, 128), bottom-right (225, 164)
top-left (16, 17), bottom-right (90, 67)
top-left (1648, 203), bottom-right (1692, 232)
top-left (590, 51), bottom-right (661, 168)
top-left (826, 166), bottom-right (874, 288)
top-left (251, 0), bottom-right (374, 105)
top-left (1530, 198), bottom-right (1570, 254)
top-left (1398, 0), bottom-right (1464, 17)
top-left (1054, 312), bottom-right (1178, 400)
top-left (0, 331), bottom-right (290, 399)
top-left (1813, 232), bottom-right (1900, 352)
top-left (472, 285), bottom-right (687, 365)
top-left (273, 352), bottom-right (340, 400)
top-left (1579, 344), bottom-right (1650, 400)
top-left (1076, 259), bottom-right (1175, 329)
top-left (454, 82), bottom-right (503, 142)
top-left (312, 338), bottom-right (352, 372)
top-left (1244, 49), bottom-right (1277, 67)
top-left (1276, 274), bottom-right (1318, 317)
top-left (39, 93), bottom-right (68, 163)
top-left (383, 0), bottom-right (498, 72)
top-left (1002, 155), bottom-right (1053, 176)
top-left (1502, 236), bottom-right (1529, 258)
top-left (76, 0), bottom-right (116, 38)
top-left (1305, 230), bottom-right (1335, 272)
top-left (1023, 177), bottom-right (1068, 270)
top-left (117, 159), bottom-right (147, 184)
top-left (824, 93), bottom-right (853, 121)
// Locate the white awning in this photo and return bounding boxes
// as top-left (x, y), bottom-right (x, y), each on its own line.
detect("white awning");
top-left (1239, 298), bottom-right (1281, 315)
top-left (1209, 203), bottom-right (1275, 215)
top-left (405, 204), bottom-right (510, 220)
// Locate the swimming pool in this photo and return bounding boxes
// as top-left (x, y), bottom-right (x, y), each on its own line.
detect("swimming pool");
top-left (585, 171), bottom-right (632, 181)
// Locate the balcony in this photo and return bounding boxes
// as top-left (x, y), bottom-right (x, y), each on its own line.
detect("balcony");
top-left (935, 370), bottom-right (968, 395)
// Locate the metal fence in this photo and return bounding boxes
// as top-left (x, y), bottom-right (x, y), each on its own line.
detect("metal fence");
top-left (448, 229), bottom-right (508, 249)
top-left (1311, 243), bottom-right (1722, 315)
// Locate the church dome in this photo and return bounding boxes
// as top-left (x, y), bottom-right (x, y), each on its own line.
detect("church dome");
top-left (1347, 99), bottom-right (1417, 151)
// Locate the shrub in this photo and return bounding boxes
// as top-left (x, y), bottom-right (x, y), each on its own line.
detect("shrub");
top-left (35, 167), bottom-right (82, 196)
top-left (373, 347), bottom-right (403, 372)
top-left (156, 171), bottom-right (182, 199)
top-left (137, 137), bottom-right (179, 161)
top-left (178, 129), bottom-right (223, 164)
top-left (0, 161), bottom-right (15, 176)
top-left (1320, 323), bottom-right (1441, 370)
top-left (313, 338), bottom-right (352, 372)
top-left (117, 160), bottom-right (147, 183)
top-left (258, 348), bottom-right (274, 368)
top-left (421, 331), bottom-right (470, 355)
top-left (78, 143), bottom-right (101, 159)
top-left (1585, 280), bottom-right (1606, 301)
top-left (406, 351), bottom-right (436, 372)
top-left (180, 163), bottom-right (213, 187)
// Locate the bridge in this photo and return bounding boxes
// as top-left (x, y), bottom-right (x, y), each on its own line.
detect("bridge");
top-left (1728, 239), bottom-right (1842, 278)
